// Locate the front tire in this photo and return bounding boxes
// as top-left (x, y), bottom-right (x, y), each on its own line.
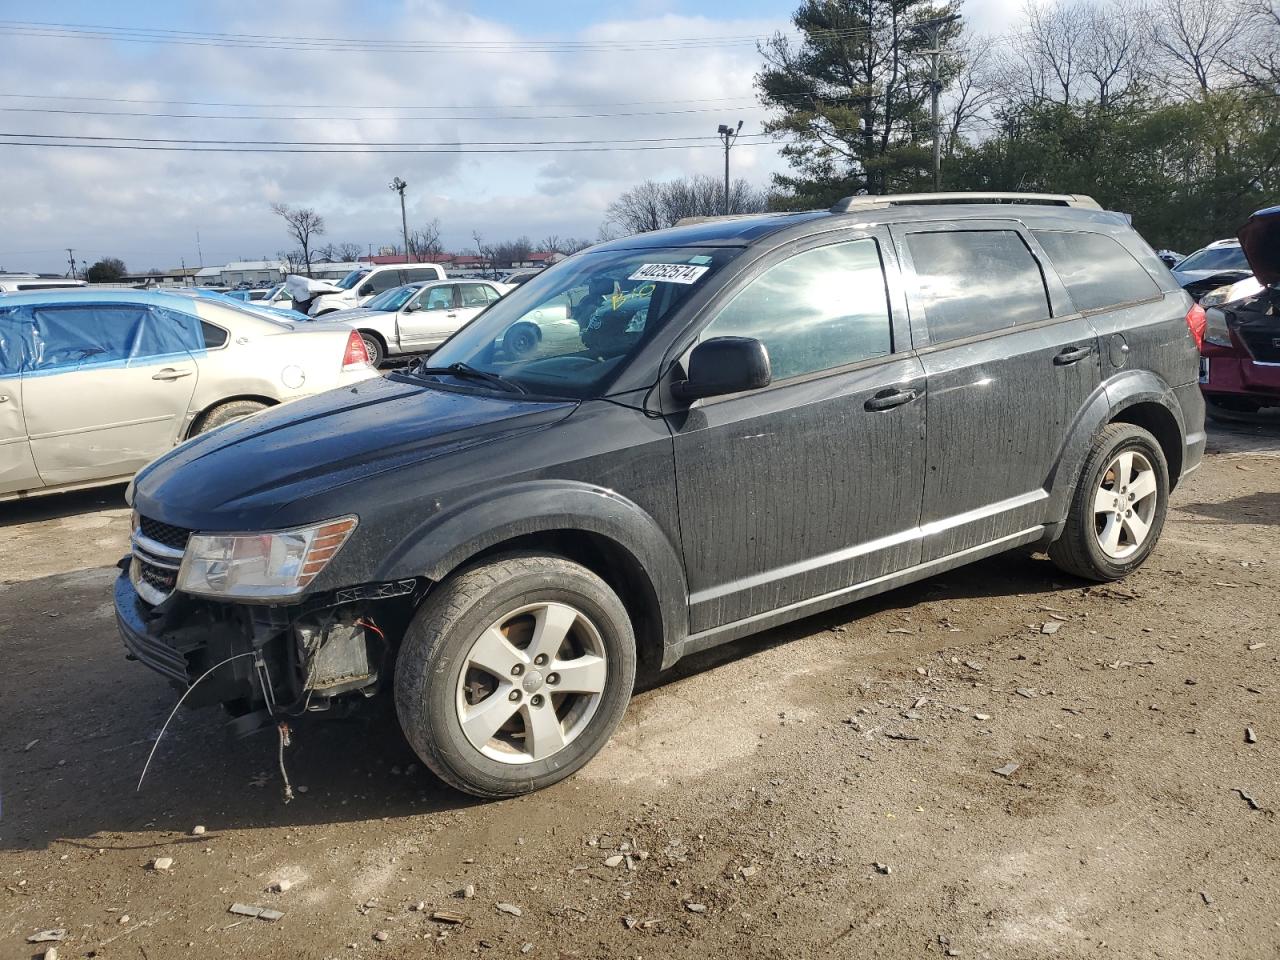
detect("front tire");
top-left (395, 554), bottom-right (636, 798)
top-left (1049, 423), bottom-right (1169, 581)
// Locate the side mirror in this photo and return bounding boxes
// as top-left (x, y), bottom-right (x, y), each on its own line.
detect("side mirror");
top-left (672, 336), bottom-right (771, 402)
top-left (358, 284), bottom-right (374, 296)
top-left (403, 302), bottom-right (419, 313)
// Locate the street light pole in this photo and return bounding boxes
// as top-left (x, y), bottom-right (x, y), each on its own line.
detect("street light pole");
top-left (717, 121), bottom-right (743, 215)
top-left (912, 14), bottom-right (959, 191)
top-left (389, 177), bottom-right (410, 261)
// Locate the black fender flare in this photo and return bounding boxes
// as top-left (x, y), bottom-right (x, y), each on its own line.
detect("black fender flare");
top-left (376, 479), bottom-right (688, 663)
top-left (1046, 369), bottom-right (1187, 524)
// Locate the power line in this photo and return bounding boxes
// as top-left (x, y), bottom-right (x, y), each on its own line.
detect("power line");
top-left (0, 139), bottom-right (787, 155)
top-left (0, 104), bottom-right (765, 122)
top-left (0, 131), bottom-right (774, 147)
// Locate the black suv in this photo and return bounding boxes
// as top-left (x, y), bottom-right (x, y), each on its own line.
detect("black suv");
top-left (117, 192), bottom-right (1206, 797)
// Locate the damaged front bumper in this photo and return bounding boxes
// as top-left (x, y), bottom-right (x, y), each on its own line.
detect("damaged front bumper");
top-left (114, 560), bottom-right (415, 723)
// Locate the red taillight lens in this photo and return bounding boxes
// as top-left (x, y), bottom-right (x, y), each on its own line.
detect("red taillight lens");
top-left (342, 330), bottom-right (370, 370)
top-left (1186, 303), bottom-right (1207, 351)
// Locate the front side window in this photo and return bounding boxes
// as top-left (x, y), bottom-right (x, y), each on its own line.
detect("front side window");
top-left (366, 270), bottom-right (402, 294)
top-left (1033, 230), bottom-right (1162, 312)
top-left (418, 246), bottom-right (741, 399)
top-left (906, 230), bottom-right (1051, 343)
top-left (700, 238), bottom-right (893, 381)
top-left (1175, 245), bottom-right (1250, 273)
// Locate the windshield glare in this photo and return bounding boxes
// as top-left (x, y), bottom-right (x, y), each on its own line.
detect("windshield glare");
top-left (366, 284), bottom-right (420, 311)
top-left (338, 269), bottom-right (370, 290)
top-left (1177, 245), bottom-right (1250, 273)
top-left (420, 247), bottom-right (738, 398)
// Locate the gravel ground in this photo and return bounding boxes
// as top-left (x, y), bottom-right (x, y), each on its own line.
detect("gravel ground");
top-left (2, 417), bottom-right (1278, 959)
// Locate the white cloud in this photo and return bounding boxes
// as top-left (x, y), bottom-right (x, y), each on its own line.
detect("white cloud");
top-left (0, 1), bottom-right (789, 273)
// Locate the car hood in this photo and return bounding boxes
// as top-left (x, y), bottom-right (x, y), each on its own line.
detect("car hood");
top-left (132, 375), bottom-right (578, 529)
top-left (1238, 205), bottom-right (1280, 287)
top-left (314, 307), bottom-right (389, 323)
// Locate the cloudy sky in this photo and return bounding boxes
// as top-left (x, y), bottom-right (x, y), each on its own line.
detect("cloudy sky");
top-left (0, 0), bottom-right (1018, 276)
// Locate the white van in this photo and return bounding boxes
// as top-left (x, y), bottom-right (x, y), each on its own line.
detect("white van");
top-left (0, 276), bottom-right (88, 294)
top-left (306, 264), bottom-right (446, 316)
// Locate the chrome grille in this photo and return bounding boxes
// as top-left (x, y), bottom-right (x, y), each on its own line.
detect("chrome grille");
top-left (131, 516), bottom-right (189, 606)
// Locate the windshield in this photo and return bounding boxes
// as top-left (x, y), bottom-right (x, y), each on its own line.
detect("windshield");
top-left (337, 269), bottom-right (371, 290)
top-left (1177, 245), bottom-right (1250, 273)
top-left (366, 284), bottom-right (421, 311)
top-left (419, 246), bottom-right (740, 399)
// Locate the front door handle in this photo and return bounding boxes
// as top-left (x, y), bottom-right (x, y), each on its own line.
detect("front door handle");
top-left (864, 388), bottom-right (920, 412)
top-left (1053, 344), bottom-right (1094, 365)
top-left (152, 368), bottom-right (193, 381)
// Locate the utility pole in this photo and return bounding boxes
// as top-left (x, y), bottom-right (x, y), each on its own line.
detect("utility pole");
top-left (65, 248), bottom-right (76, 279)
top-left (716, 121), bottom-right (743, 215)
top-left (912, 15), bottom-right (959, 191)
top-left (389, 177), bottom-right (410, 261)
top-left (196, 230), bottom-right (204, 267)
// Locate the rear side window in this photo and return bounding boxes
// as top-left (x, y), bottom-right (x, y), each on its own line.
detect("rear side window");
top-left (1033, 230), bottom-right (1162, 311)
top-left (201, 321), bottom-right (228, 348)
top-left (701, 237), bottom-right (892, 381)
top-left (906, 230), bottom-right (1050, 343)
top-left (404, 267), bottom-right (441, 282)
top-left (26, 305), bottom-right (196, 371)
top-left (459, 283), bottom-right (492, 307)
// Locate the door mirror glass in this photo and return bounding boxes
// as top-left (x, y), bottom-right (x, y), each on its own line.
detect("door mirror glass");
top-left (673, 336), bottom-right (772, 401)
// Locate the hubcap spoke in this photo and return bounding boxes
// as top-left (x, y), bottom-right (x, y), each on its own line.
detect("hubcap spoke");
top-left (1129, 470), bottom-right (1158, 503)
top-left (467, 626), bottom-right (525, 677)
top-left (461, 689), bottom-right (520, 747)
top-left (1099, 514), bottom-right (1123, 554)
top-left (551, 653), bottom-right (607, 694)
top-left (1114, 451), bottom-right (1134, 488)
top-left (521, 702), bottom-right (567, 760)
top-left (1094, 485), bottom-right (1116, 515)
top-left (1122, 510), bottom-right (1150, 547)
top-left (528, 603), bottom-right (578, 664)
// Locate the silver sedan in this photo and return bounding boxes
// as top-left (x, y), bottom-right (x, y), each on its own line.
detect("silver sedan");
top-left (315, 279), bottom-right (510, 365)
top-left (0, 289), bottom-right (377, 502)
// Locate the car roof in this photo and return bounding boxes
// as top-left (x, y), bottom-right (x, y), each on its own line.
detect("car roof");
top-left (589, 196), bottom-right (1128, 254)
top-left (0, 287), bottom-right (216, 311)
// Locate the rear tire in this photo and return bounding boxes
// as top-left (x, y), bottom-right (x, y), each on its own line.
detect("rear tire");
top-left (359, 332), bottom-right (385, 367)
top-left (395, 554), bottom-right (636, 798)
top-left (1049, 423), bottom-right (1169, 581)
top-left (192, 400), bottom-right (267, 435)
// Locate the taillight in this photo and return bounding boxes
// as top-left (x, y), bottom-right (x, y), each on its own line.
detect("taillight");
top-left (342, 330), bottom-right (370, 370)
top-left (1185, 302), bottom-right (1207, 351)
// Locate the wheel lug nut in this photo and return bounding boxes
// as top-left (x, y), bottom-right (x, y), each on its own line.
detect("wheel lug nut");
top-left (533, 654), bottom-right (548, 666)
top-left (530, 694), bottom-right (544, 707)
top-left (546, 673), bottom-right (559, 685)
top-left (511, 664), bottom-right (524, 676)
top-left (509, 690), bottom-right (521, 702)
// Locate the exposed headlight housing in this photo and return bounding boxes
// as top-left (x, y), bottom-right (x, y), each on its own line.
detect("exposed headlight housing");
top-left (1199, 284), bottom-right (1234, 307)
top-left (1203, 306), bottom-right (1232, 347)
top-left (177, 516), bottom-right (357, 600)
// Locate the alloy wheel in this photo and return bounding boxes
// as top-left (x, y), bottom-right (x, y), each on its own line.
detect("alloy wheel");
top-left (455, 601), bottom-right (608, 764)
top-left (1093, 450), bottom-right (1159, 560)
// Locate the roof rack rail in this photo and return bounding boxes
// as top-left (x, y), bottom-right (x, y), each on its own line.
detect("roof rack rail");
top-left (829, 192), bottom-right (1102, 213)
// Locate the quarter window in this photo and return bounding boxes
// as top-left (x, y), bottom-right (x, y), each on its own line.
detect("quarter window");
top-left (1033, 230), bottom-right (1162, 312)
top-left (905, 230), bottom-right (1051, 343)
top-left (700, 238), bottom-right (893, 381)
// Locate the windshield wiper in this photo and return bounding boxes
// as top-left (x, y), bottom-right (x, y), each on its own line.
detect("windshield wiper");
top-left (410, 361), bottom-right (527, 395)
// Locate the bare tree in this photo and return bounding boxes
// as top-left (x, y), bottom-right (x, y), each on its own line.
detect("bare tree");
top-left (270, 203), bottom-right (326, 277)
top-left (604, 175), bottom-right (769, 236)
top-left (943, 37), bottom-right (1005, 156)
top-left (335, 241), bottom-right (364, 262)
top-left (1229, 0), bottom-right (1280, 90)
top-left (409, 218), bottom-right (443, 262)
top-left (276, 248), bottom-right (308, 275)
top-left (1151, 0), bottom-right (1249, 93)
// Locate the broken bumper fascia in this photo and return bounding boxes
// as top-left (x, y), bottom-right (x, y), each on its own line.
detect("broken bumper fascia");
top-left (115, 570), bottom-right (192, 687)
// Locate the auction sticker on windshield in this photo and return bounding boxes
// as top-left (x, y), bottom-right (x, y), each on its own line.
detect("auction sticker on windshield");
top-left (628, 263), bottom-right (709, 284)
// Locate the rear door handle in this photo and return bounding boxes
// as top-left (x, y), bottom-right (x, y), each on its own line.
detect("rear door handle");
top-left (864, 388), bottom-right (920, 412)
top-left (1053, 344), bottom-right (1094, 365)
top-left (152, 368), bottom-right (193, 381)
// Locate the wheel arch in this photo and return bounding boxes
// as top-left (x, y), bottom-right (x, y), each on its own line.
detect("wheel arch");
top-left (377, 480), bottom-right (688, 673)
top-left (187, 394), bottom-right (278, 439)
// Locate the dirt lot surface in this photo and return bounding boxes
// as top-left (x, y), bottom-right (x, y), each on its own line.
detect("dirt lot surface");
top-left (3, 418), bottom-right (1278, 960)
